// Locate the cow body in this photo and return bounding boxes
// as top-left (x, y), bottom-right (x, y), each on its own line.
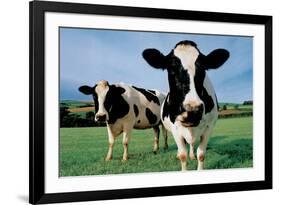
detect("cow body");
top-left (143, 40), bottom-right (229, 170)
top-left (79, 80), bottom-right (168, 161)
top-left (161, 75), bottom-right (218, 170)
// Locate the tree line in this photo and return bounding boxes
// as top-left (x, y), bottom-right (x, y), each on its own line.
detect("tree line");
top-left (60, 105), bottom-right (106, 127)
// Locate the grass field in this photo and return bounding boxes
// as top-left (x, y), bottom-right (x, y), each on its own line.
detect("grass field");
top-left (60, 116), bottom-right (253, 176)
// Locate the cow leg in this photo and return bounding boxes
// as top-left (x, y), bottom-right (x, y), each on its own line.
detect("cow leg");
top-left (122, 130), bottom-right (131, 161)
top-left (175, 137), bottom-right (188, 171)
top-left (153, 126), bottom-right (160, 154)
top-left (197, 129), bottom-right (211, 170)
top-left (105, 127), bottom-right (115, 161)
top-left (161, 124), bottom-right (168, 150)
top-left (189, 142), bottom-right (196, 160)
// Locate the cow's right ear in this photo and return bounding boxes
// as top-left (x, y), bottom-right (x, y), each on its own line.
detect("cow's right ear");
top-left (200, 49), bottom-right (230, 69)
top-left (79, 85), bottom-right (94, 95)
top-left (142, 49), bottom-right (167, 69)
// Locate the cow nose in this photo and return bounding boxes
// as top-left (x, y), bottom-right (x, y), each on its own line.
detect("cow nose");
top-left (186, 103), bottom-right (204, 113)
top-left (96, 114), bottom-right (106, 122)
top-left (178, 103), bottom-right (204, 127)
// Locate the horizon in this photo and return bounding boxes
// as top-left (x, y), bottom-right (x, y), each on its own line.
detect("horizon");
top-left (60, 27), bottom-right (253, 104)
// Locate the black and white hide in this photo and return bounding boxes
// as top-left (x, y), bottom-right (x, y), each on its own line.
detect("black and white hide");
top-left (79, 80), bottom-right (168, 161)
top-left (142, 40), bottom-right (229, 170)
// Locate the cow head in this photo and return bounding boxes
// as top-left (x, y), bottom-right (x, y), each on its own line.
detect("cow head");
top-left (79, 80), bottom-right (122, 122)
top-left (142, 40), bottom-right (229, 126)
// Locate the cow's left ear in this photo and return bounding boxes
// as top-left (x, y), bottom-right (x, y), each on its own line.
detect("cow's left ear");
top-left (200, 49), bottom-right (230, 69)
top-left (142, 49), bottom-right (167, 69)
top-left (79, 85), bottom-right (94, 95)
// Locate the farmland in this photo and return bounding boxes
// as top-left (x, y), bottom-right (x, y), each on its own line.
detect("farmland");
top-left (60, 116), bottom-right (253, 176)
top-left (60, 100), bottom-right (253, 128)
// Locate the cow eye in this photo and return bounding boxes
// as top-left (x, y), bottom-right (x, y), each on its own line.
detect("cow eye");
top-left (170, 58), bottom-right (180, 67)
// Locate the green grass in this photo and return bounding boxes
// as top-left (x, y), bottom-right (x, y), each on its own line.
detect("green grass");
top-left (239, 105), bottom-right (253, 110)
top-left (60, 116), bottom-right (253, 176)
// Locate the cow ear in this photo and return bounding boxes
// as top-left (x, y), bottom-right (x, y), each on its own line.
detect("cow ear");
top-left (142, 49), bottom-right (167, 69)
top-left (79, 85), bottom-right (94, 95)
top-left (200, 49), bottom-right (229, 69)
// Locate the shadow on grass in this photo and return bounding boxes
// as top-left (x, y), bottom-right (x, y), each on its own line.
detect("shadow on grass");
top-left (129, 135), bottom-right (252, 162)
top-left (156, 135), bottom-right (253, 170)
top-left (206, 135), bottom-right (253, 169)
top-left (208, 135), bottom-right (252, 155)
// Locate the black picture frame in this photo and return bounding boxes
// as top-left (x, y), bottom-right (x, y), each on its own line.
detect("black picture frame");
top-left (29, 0), bottom-right (272, 204)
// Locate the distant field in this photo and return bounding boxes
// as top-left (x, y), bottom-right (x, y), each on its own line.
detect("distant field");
top-left (67, 107), bottom-right (94, 113)
top-left (60, 116), bottom-right (253, 176)
top-left (61, 100), bottom-right (94, 109)
top-left (218, 103), bottom-right (252, 111)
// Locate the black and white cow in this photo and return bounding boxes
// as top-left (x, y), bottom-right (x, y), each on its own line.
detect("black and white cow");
top-left (142, 40), bottom-right (229, 170)
top-left (79, 80), bottom-right (168, 161)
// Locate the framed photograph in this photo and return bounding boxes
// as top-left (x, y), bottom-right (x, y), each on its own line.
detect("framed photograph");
top-left (29, 0), bottom-right (272, 204)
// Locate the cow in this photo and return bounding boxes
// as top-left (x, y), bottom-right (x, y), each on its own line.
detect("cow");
top-left (78, 80), bottom-right (168, 162)
top-left (142, 40), bottom-right (229, 170)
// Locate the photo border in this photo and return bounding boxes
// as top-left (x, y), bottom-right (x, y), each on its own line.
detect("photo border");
top-left (29, 1), bottom-right (272, 204)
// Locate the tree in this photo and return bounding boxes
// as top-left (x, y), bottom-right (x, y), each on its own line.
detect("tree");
top-left (60, 106), bottom-right (69, 118)
top-left (222, 104), bottom-right (227, 110)
top-left (60, 105), bottom-right (70, 127)
top-left (86, 111), bottom-right (95, 121)
top-left (243, 100), bottom-right (253, 105)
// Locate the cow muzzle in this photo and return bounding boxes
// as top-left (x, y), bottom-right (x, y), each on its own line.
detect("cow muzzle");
top-left (178, 104), bottom-right (204, 127)
top-left (95, 113), bottom-right (108, 122)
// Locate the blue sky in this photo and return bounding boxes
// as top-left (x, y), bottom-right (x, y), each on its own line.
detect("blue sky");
top-left (60, 27), bottom-right (253, 103)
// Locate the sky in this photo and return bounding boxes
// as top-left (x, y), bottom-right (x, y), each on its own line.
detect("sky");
top-left (60, 27), bottom-right (253, 103)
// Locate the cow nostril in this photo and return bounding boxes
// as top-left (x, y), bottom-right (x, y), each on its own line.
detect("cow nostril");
top-left (96, 114), bottom-right (106, 121)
